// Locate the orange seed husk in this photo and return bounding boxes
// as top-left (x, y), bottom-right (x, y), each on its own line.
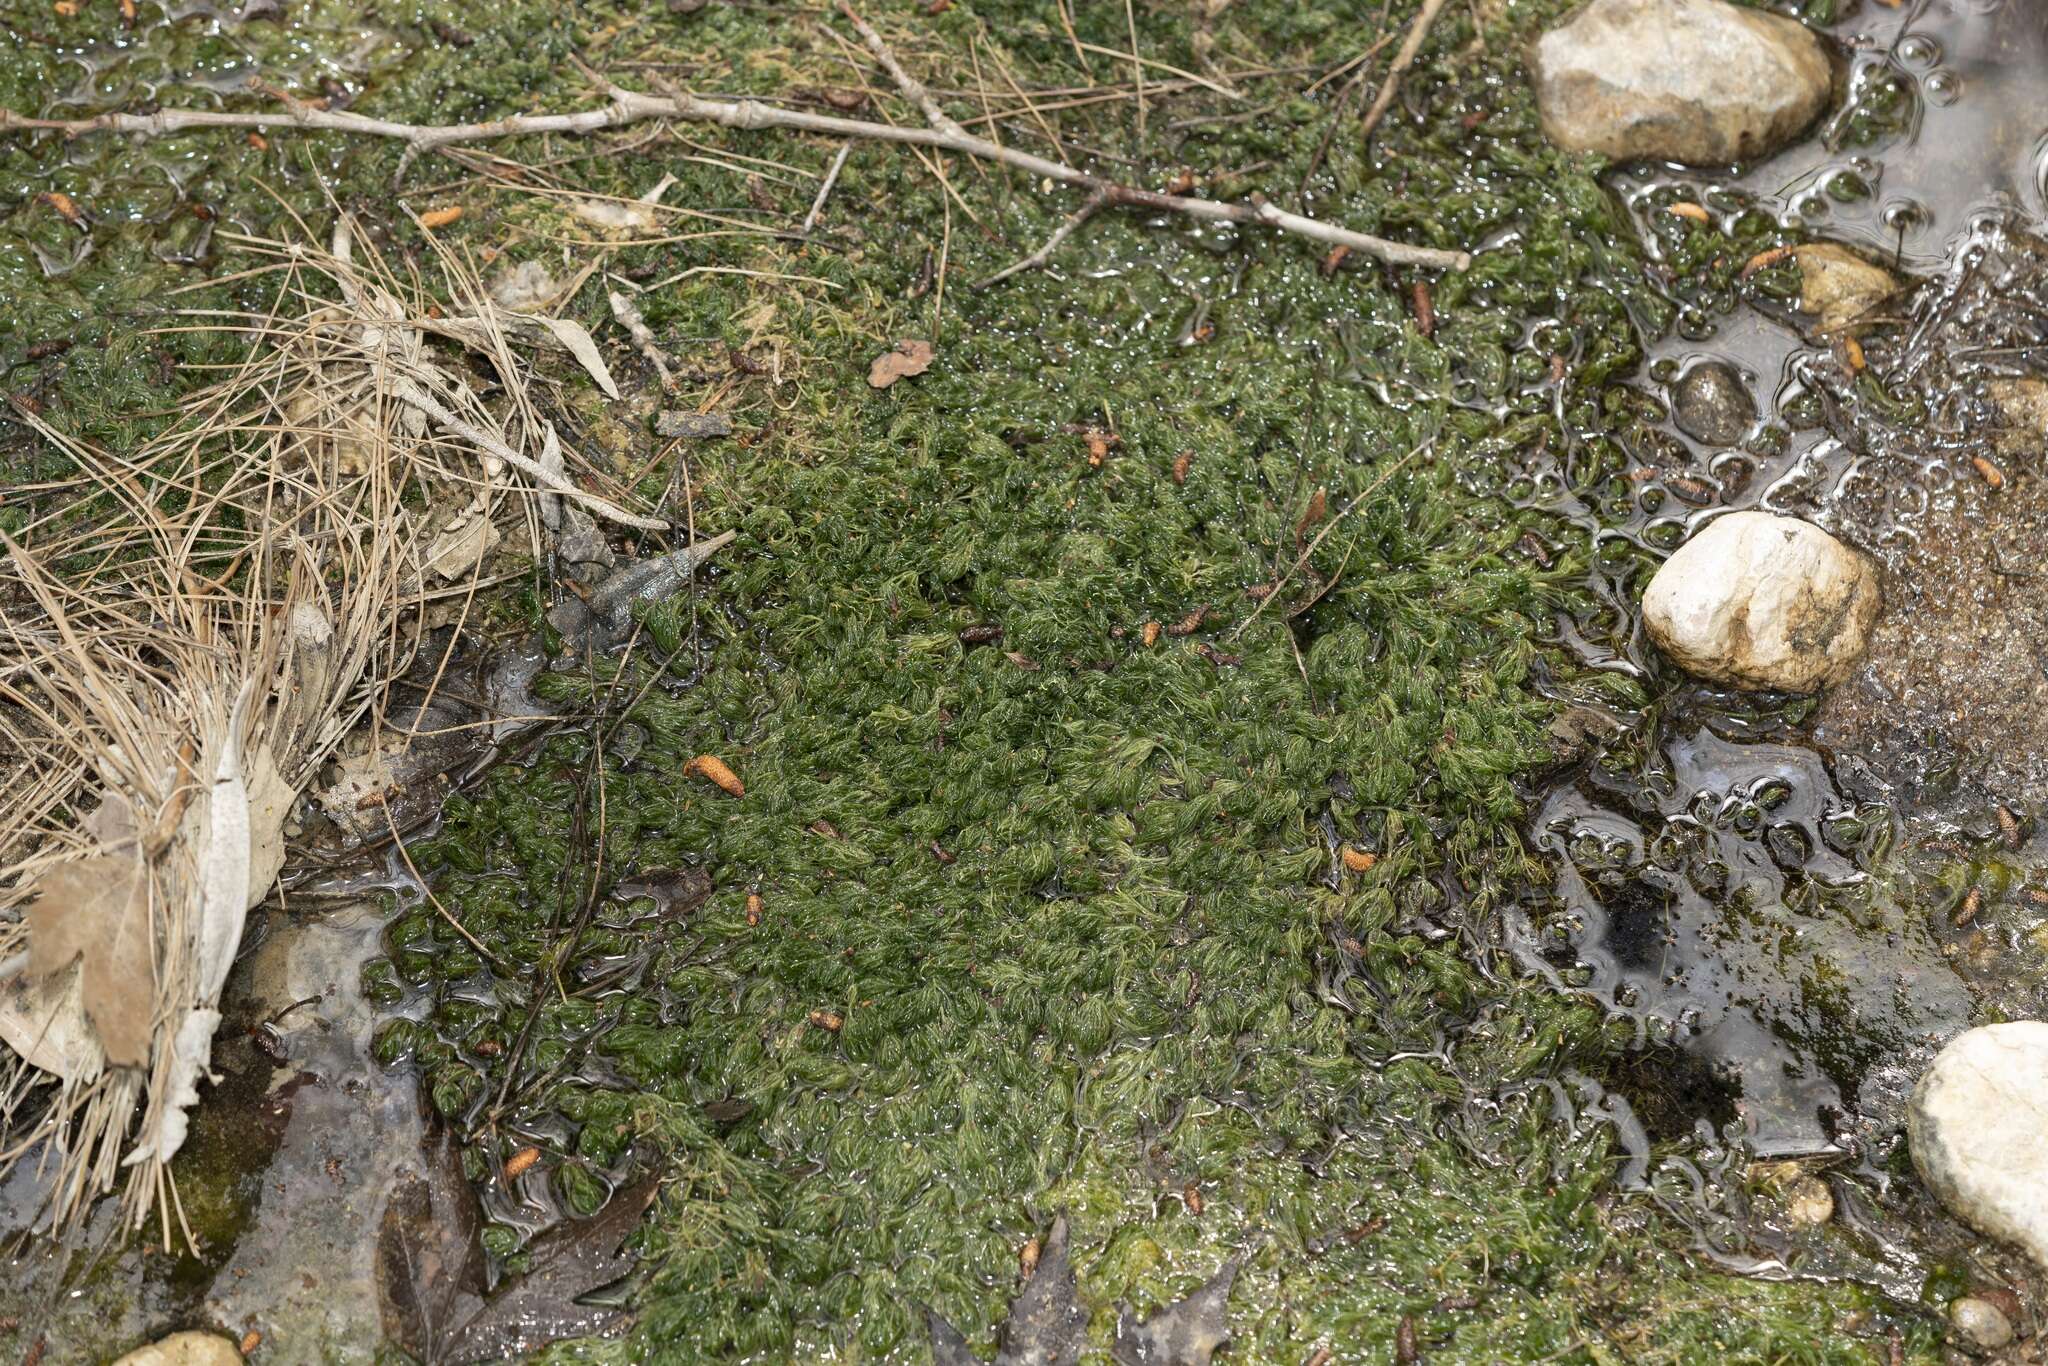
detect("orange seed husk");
top-left (685, 754), bottom-right (744, 796)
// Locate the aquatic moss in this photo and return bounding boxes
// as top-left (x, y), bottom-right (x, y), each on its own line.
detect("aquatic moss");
top-left (1, 0), bottom-right (1956, 1360)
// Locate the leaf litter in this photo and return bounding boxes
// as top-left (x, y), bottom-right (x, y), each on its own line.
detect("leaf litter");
top-left (0, 210), bottom-right (695, 1240)
top-left (929, 1217), bottom-right (1243, 1366)
top-left (378, 1128), bottom-right (661, 1364)
top-left (868, 337), bottom-right (935, 388)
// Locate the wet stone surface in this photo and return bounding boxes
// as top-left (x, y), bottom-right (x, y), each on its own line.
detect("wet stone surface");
top-left (1520, 721), bottom-right (1973, 1157)
top-left (1797, 225), bottom-right (2048, 813)
top-left (1669, 358), bottom-right (1758, 447)
top-left (1530, 0), bottom-right (1834, 166)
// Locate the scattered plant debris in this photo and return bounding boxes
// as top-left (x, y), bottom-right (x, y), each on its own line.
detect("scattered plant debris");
top-left (378, 1129), bottom-right (659, 1364)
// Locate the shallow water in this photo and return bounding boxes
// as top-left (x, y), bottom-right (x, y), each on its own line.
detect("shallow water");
top-left (1509, 0), bottom-right (2048, 1296)
top-left (3, 0), bottom-right (2048, 1355)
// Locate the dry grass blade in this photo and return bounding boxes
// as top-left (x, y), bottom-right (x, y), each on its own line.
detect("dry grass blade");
top-left (0, 214), bottom-right (665, 1243)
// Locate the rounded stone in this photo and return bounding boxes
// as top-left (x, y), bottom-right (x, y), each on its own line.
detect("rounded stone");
top-left (1530, 0), bottom-right (1834, 166)
top-left (1670, 361), bottom-right (1758, 446)
top-left (1795, 243), bottom-right (1900, 334)
top-left (1910, 1021), bottom-right (2048, 1273)
top-left (111, 1333), bottom-right (245, 1366)
top-left (1948, 1296), bottom-right (2016, 1352)
top-left (1784, 1175), bottom-right (1833, 1227)
top-left (1641, 511), bottom-right (1881, 693)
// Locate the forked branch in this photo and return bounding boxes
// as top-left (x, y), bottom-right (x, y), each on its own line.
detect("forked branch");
top-left (0, 14), bottom-right (1471, 275)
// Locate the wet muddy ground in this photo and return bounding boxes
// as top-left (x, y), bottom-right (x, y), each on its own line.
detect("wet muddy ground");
top-left (3, 0), bottom-right (2048, 1361)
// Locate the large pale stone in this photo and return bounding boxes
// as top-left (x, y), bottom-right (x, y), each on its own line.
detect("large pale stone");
top-left (1909, 1022), bottom-right (2048, 1272)
top-left (112, 1333), bottom-right (244, 1366)
top-left (1531, 0), bottom-right (1833, 165)
top-left (1641, 511), bottom-right (1880, 693)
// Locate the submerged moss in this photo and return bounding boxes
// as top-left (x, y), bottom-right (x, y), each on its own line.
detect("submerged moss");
top-left (0, 0), bottom-right (1966, 1360)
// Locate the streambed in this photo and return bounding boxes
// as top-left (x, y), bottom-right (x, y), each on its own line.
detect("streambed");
top-left (0, 0), bottom-right (2044, 1361)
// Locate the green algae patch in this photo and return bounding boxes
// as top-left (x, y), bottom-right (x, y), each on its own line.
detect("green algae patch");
top-left (0, 0), bottom-right (1965, 1360)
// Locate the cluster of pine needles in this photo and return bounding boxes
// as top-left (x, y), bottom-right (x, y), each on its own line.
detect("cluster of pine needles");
top-left (0, 210), bottom-right (656, 1246)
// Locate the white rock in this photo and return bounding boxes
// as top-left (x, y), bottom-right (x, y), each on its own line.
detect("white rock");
top-left (1784, 1174), bottom-right (1833, 1227)
top-left (1910, 1021), bottom-right (2048, 1272)
top-left (1530, 0), bottom-right (1834, 165)
top-left (1641, 512), bottom-right (1880, 693)
top-left (111, 1332), bottom-right (245, 1366)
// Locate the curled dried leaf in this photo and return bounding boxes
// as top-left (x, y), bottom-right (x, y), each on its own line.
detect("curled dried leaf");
top-left (869, 339), bottom-right (935, 389)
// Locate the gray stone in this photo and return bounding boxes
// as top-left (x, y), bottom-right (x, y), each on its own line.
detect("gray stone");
top-left (1670, 361), bottom-right (1757, 446)
top-left (1641, 511), bottom-right (1880, 693)
top-left (1948, 1296), bottom-right (2016, 1352)
top-left (1910, 1022), bottom-right (2048, 1273)
top-left (656, 410), bottom-right (733, 439)
top-left (1531, 0), bottom-right (1833, 166)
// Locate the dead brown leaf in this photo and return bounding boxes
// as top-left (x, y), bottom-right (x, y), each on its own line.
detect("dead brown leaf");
top-left (868, 339), bottom-right (935, 389)
top-left (1293, 488), bottom-right (1326, 548)
top-left (24, 840), bottom-right (154, 1066)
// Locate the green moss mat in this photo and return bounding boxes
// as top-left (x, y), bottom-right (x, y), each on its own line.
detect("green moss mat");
top-left (2, 0), bottom-right (1947, 1359)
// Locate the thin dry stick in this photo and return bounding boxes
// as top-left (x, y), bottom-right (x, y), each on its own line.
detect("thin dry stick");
top-left (1300, 32), bottom-right (1397, 191)
top-left (2, 53), bottom-right (1467, 272)
top-left (607, 283), bottom-right (674, 387)
top-left (801, 143), bottom-right (852, 232)
top-left (975, 187), bottom-right (1110, 288)
top-left (837, 4), bottom-right (1465, 280)
top-left (384, 804), bottom-right (512, 973)
top-left (1055, 0), bottom-right (1096, 82)
top-left (839, 1), bottom-right (966, 138)
top-left (1360, 0), bottom-right (1452, 143)
top-left (1225, 439), bottom-right (1431, 643)
top-left (1124, 0), bottom-right (1148, 145)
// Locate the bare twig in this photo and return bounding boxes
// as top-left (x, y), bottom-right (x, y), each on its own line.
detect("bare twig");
top-left (1124, 0), bottom-right (1148, 144)
top-left (839, 1), bottom-right (966, 138)
top-left (1360, 0), bottom-right (1452, 143)
top-left (973, 188), bottom-right (1111, 288)
top-left (2, 46), bottom-right (1469, 273)
top-left (801, 143), bottom-right (852, 233)
top-left (1300, 32), bottom-right (1396, 191)
top-left (834, 3), bottom-right (1466, 278)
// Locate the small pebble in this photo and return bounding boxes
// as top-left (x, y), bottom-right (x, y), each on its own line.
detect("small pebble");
top-left (1670, 360), bottom-right (1757, 447)
top-left (1949, 1295), bottom-right (2015, 1352)
top-left (655, 411), bottom-right (733, 439)
top-left (1784, 1175), bottom-right (1833, 1227)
